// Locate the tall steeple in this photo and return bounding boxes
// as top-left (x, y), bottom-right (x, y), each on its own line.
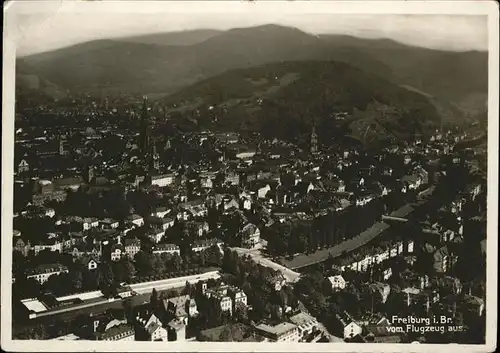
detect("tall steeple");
top-left (152, 139), bottom-right (160, 171)
top-left (310, 124), bottom-right (318, 154)
top-left (139, 95), bottom-right (150, 155)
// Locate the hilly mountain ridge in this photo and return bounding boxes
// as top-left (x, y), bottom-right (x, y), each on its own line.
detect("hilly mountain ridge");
top-left (160, 60), bottom-right (445, 145)
top-left (17, 24), bottom-right (488, 115)
top-left (122, 29), bottom-right (222, 46)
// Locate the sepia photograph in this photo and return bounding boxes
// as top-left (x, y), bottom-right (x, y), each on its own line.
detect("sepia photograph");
top-left (2, 1), bottom-right (498, 352)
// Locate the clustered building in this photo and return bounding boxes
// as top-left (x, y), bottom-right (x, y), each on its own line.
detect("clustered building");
top-left (12, 94), bottom-right (486, 344)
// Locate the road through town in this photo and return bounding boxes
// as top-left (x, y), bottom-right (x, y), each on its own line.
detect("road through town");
top-left (26, 271), bottom-right (221, 323)
top-left (130, 271), bottom-right (221, 294)
top-left (231, 246), bottom-right (301, 282)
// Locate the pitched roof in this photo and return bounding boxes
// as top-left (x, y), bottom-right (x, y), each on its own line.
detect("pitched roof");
top-left (26, 263), bottom-right (68, 276)
top-left (146, 321), bottom-right (162, 335)
top-left (97, 323), bottom-right (134, 340)
top-left (163, 295), bottom-right (190, 318)
top-left (289, 312), bottom-right (318, 327)
top-left (193, 238), bottom-right (223, 248)
top-left (154, 243), bottom-right (179, 251)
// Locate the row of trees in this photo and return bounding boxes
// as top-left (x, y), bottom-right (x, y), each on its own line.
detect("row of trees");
top-left (13, 256), bottom-right (137, 300)
top-left (13, 240), bottom-right (225, 301)
top-left (133, 245), bottom-right (222, 279)
top-left (264, 190), bottom-right (412, 257)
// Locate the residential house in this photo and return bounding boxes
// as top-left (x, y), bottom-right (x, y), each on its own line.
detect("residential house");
top-left (82, 218), bottom-right (99, 231)
top-left (288, 312), bottom-right (319, 340)
top-left (151, 173), bottom-right (175, 188)
top-left (203, 283), bottom-right (233, 315)
top-left (433, 246), bottom-right (457, 273)
top-left (254, 322), bottom-right (299, 343)
top-left (166, 318), bottom-right (186, 341)
top-left (257, 184), bottom-right (272, 199)
top-left (44, 207), bottom-right (56, 218)
top-left (126, 214), bottom-right (144, 227)
top-left (176, 210), bottom-right (190, 222)
top-left (149, 216), bottom-right (175, 231)
top-left (334, 312), bottom-right (363, 340)
top-left (151, 206), bottom-right (170, 218)
top-left (78, 256), bottom-right (99, 271)
top-left (147, 227), bottom-right (165, 244)
top-left (95, 324), bottom-right (135, 341)
top-left (328, 275), bottom-right (347, 291)
top-left (407, 240), bottom-right (414, 253)
top-left (100, 218), bottom-right (119, 230)
top-left (14, 238), bottom-right (30, 256)
top-left (69, 243), bottom-right (100, 259)
top-left (182, 201), bottom-right (208, 218)
top-left (33, 240), bottom-right (62, 255)
top-left (239, 223), bottom-right (260, 249)
top-left (124, 238), bottom-right (141, 258)
top-left (192, 238), bottom-right (224, 253)
top-left (26, 264), bottom-right (69, 284)
top-left (228, 287), bottom-right (248, 311)
top-left (200, 172), bottom-right (215, 189)
top-left (187, 221), bottom-right (210, 237)
top-left (110, 244), bottom-right (125, 262)
top-left (223, 197), bottom-right (240, 212)
top-left (225, 172), bottom-right (240, 185)
top-left (383, 267), bottom-right (393, 280)
top-left (239, 192), bottom-right (253, 210)
top-left (355, 192), bottom-right (375, 206)
top-left (333, 239), bottom-right (404, 273)
top-left (18, 159), bottom-right (30, 174)
top-left (162, 294), bottom-right (198, 323)
top-left (216, 132), bottom-right (239, 144)
top-left (402, 287), bottom-right (421, 307)
top-left (136, 312), bottom-right (168, 341)
top-left (152, 244), bottom-right (180, 256)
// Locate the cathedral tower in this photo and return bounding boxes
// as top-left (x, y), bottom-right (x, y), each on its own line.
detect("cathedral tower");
top-left (152, 139), bottom-right (160, 171)
top-left (139, 95), bottom-right (150, 155)
top-left (310, 125), bottom-right (318, 154)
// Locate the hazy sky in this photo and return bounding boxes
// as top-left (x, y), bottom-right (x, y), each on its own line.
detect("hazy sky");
top-left (6, 1), bottom-right (489, 57)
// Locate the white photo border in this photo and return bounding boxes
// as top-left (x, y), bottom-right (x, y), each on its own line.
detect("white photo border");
top-left (2, 1), bottom-right (498, 352)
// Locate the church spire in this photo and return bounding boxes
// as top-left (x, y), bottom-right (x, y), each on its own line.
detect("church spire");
top-left (139, 95), bottom-right (150, 155)
top-left (310, 124), bottom-right (318, 154)
top-left (152, 139), bottom-right (160, 171)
